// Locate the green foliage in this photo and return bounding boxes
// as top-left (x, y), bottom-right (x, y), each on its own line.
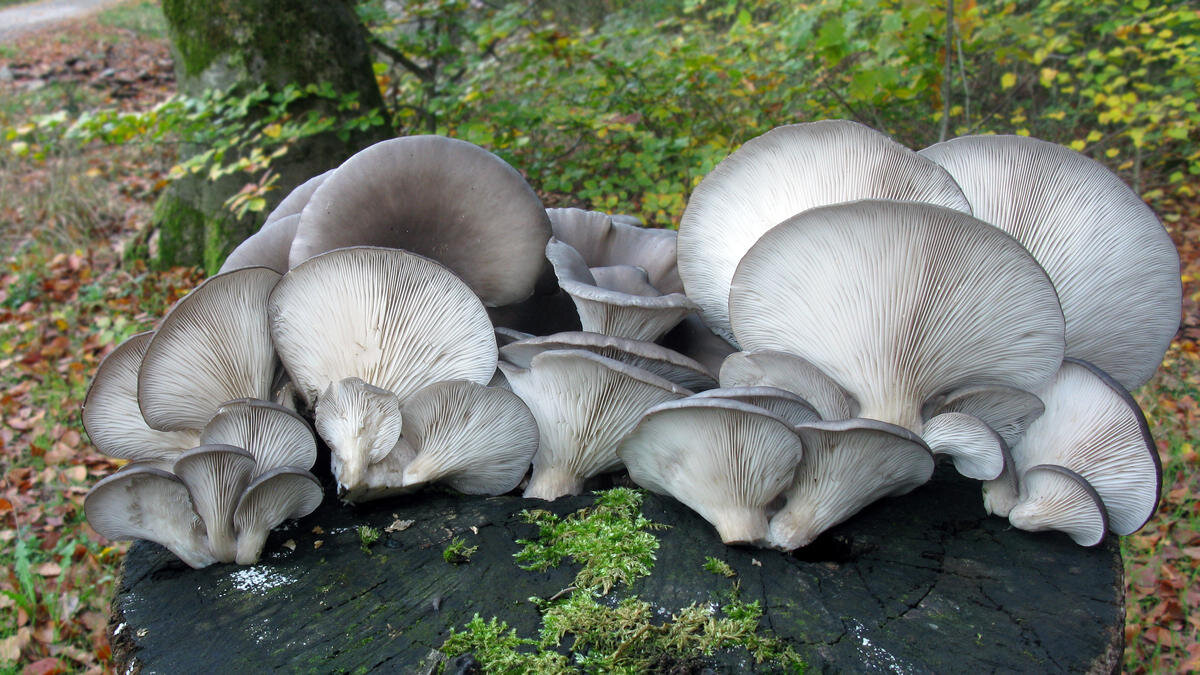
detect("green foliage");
top-left (443, 537), bottom-right (478, 564)
top-left (358, 525), bottom-right (381, 554)
top-left (703, 556), bottom-right (736, 578)
top-left (515, 487), bottom-right (662, 594)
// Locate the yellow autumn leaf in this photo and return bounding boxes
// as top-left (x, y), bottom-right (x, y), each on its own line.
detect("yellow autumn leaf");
top-left (1106, 147), bottom-right (1120, 158)
top-left (1001, 72), bottom-right (1017, 89)
top-left (262, 123), bottom-right (283, 139)
top-left (1070, 140), bottom-right (1086, 151)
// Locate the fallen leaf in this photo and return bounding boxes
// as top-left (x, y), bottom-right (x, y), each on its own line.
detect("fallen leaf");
top-left (37, 562), bottom-right (61, 577)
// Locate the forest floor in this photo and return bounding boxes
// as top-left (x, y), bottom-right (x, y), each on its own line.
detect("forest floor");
top-left (0, 2), bottom-right (1196, 673)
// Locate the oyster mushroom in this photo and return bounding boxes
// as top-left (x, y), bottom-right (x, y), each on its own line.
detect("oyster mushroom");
top-left (173, 445), bottom-right (257, 563)
top-left (546, 207), bottom-right (684, 294)
top-left (1007, 464), bottom-right (1108, 547)
top-left (233, 467), bottom-right (324, 564)
top-left (219, 214), bottom-right (301, 275)
top-left (719, 350), bottom-right (859, 420)
top-left (200, 398), bottom-right (318, 474)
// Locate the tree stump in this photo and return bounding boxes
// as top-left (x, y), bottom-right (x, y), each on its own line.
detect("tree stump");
top-left (109, 467), bottom-right (1124, 673)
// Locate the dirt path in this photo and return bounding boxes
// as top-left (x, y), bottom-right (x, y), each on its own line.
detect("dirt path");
top-left (0, 0), bottom-right (126, 41)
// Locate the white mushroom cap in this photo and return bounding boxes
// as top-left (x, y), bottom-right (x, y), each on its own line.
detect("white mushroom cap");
top-left (314, 377), bottom-right (403, 496)
top-left (690, 387), bottom-right (822, 427)
top-left (82, 331), bottom-right (200, 462)
top-left (921, 411), bottom-right (1007, 480)
top-left (263, 170), bottom-right (332, 226)
top-left (1008, 464), bottom-right (1108, 547)
top-left (138, 266), bottom-right (281, 431)
top-left (219, 213), bottom-right (301, 275)
top-left (341, 435), bottom-right (417, 503)
top-left (268, 246), bottom-right (497, 409)
top-left (201, 398), bottom-right (318, 474)
top-left (398, 380), bottom-right (538, 495)
top-left (921, 384), bottom-right (1044, 448)
top-left (173, 444), bottom-right (257, 563)
top-left (546, 238), bottom-right (697, 341)
top-left (499, 331), bottom-right (717, 392)
top-left (500, 349), bottom-right (691, 501)
top-left (618, 398), bottom-right (805, 545)
top-left (729, 200), bottom-right (1065, 432)
top-left (233, 467), bottom-right (323, 564)
top-left (657, 314), bottom-right (738, 377)
top-left (999, 358), bottom-right (1161, 535)
top-left (289, 136), bottom-right (551, 306)
top-left (546, 207), bottom-right (684, 294)
top-left (84, 464), bottom-right (215, 569)
top-left (919, 135), bottom-right (1181, 389)
top-left (768, 419), bottom-right (935, 550)
top-left (719, 350), bottom-right (859, 420)
top-left (678, 120), bottom-right (971, 342)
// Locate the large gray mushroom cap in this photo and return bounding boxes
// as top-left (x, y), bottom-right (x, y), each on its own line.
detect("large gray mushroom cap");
top-left (499, 331), bottom-right (717, 392)
top-left (398, 380), bottom-right (538, 495)
top-left (82, 331), bottom-right (199, 462)
top-left (137, 266), bottom-right (281, 432)
top-left (268, 246), bottom-right (498, 409)
top-left (919, 134), bottom-right (1180, 390)
top-left (289, 135), bottom-right (551, 306)
top-left (500, 349), bottom-right (691, 501)
top-left (729, 200), bottom-right (1065, 433)
top-left (1008, 464), bottom-right (1108, 547)
top-left (618, 397), bottom-right (805, 546)
top-left (218, 214), bottom-right (301, 275)
top-left (233, 467), bottom-right (323, 564)
top-left (678, 119), bottom-right (971, 342)
top-left (201, 398), bottom-right (318, 475)
top-left (173, 444), bottom-right (257, 563)
top-left (263, 170), bottom-right (332, 226)
top-left (546, 208), bottom-right (683, 294)
top-left (84, 464), bottom-right (215, 569)
top-left (768, 418), bottom-right (935, 550)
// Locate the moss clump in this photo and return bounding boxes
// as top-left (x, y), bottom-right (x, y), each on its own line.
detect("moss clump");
top-left (703, 556), bottom-right (737, 578)
top-left (443, 537), bottom-right (479, 565)
top-left (440, 488), bottom-right (806, 673)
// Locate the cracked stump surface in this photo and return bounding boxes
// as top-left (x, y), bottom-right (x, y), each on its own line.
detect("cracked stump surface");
top-left (109, 467), bottom-right (1123, 673)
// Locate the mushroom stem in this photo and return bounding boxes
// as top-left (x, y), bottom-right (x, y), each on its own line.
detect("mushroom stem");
top-left (711, 506), bottom-right (770, 546)
top-left (523, 467), bottom-right (585, 502)
top-left (235, 531), bottom-right (269, 566)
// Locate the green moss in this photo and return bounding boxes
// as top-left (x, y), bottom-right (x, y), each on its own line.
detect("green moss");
top-left (358, 526), bottom-right (381, 555)
top-left (443, 537), bottom-right (478, 565)
top-left (703, 556), bottom-right (736, 578)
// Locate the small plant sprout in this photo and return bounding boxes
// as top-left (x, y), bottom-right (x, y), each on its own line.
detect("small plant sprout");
top-left (704, 556), bottom-right (736, 578)
top-left (443, 537), bottom-right (478, 564)
top-left (358, 525), bottom-right (381, 554)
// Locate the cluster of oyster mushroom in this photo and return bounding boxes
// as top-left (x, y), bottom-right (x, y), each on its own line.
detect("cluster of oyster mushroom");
top-left (83, 121), bottom-right (1178, 568)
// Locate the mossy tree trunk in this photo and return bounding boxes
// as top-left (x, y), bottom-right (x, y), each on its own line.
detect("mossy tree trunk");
top-left (152, 0), bottom-right (391, 272)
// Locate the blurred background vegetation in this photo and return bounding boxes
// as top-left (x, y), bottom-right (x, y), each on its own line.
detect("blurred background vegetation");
top-left (0, 0), bottom-right (1197, 672)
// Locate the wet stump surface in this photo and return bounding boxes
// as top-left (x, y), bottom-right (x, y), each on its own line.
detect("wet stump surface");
top-left (109, 467), bottom-right (1124, 673)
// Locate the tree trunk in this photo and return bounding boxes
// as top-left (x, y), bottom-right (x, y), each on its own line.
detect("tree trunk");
top-left (150, 0), bottom-right (391, 272)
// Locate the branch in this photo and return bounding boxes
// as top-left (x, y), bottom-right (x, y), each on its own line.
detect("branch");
top-left (369, 35), bottom-right (434, 83)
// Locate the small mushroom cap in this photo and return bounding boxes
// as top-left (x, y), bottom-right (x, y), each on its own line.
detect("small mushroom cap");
top-left (1009, 464), bottom-right (1108, 547)
top-left (768, 418), bottom-right (934, 550)
top-left (1008, 358), bottom-right (1161, 535)
top-left (546, 238), bottom-right (697, 341)
top-left (341, 435), bottom-right (418, 503)
top-left (678, 119), bottom-right (971, 342)
top-left (719, 350), bottom-right (859, 420)
top-left (269, 246), bottom-right (498, 409)
top-left (499, 331), bottom-right (717, 392)
top-left (921, 411), bottom-right (1006, 480)
top-left (690, 387), bottom-right (822, 427)
top-left (138, 266), bottom-right (281, 431)
top-left (729, 200), bottom-right (1065, 432)
top-left (84, 464), bottom-right (215, 569)
top-left (547, 207), bottom-right (683, 294)
top-left (920, 135), bottom-right (1181, 389)
top-left (501, 349), bottom-right (691, 501)
top-left (657, 314), bottom-right (738, 377)
top-left (289, 136), bottom-right (551, 306)
top-left (201, 398), bottom-right (318, 474)
top-left (315, 377), bottom-right (403, 495)
top-left (921, 384), bottom-right (1044, 448)
top-left (399, 380), bottom-right (538, 495)
top-left (263, 170), bottom-right (332, 226)
top-left (82, 331), bottom-right (200, 462)
top-left (233, 467), bottom-right (323, 564)
top-left (619, 397), bottom-right (805, 546)
top-left (173, 444), bottom-right (257, 563)
top-left (219, 213), bottom-right (301, 275)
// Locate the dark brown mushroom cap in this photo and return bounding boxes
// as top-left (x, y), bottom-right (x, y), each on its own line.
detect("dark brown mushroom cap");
top-left (233, 467), bottom-right (323, 564)
top-left (500, 349), bottom-right (692, 501)
top-left (398, 380), bottom-right (538, 495)
top-left (84, 464), bottom-right (215, 569)
top-left (219, 213), bottom-right (301, 275)
top-left (138, 266), bottom-right (281, 432)
top-left (500, 331), bottom-right (717, 391)
top-left (618, 397), bottom-right (805, 546)
top-left (729, 200), bottom-right (1065, 433)
top-left (1009, 464), bottom-right (1108, 547)
top-left (289, 136), bottom-right (551, 306)
top-left (919, 135), bottom-right (1181, 389)
top-left (719, 350), bottom-right (859, 420)
top-left (173, 444), bottom-right (257, 563)
top-left (263, 170), bottom-right (332, 226)
top-left (547, 207), bottom-right (683, 294)
top-left (201, 398), bottom-right (318, 474)
top-left (82, 331), bottom-right (200, 462)
top-left (679, 119), bottom-right (971, 341)
top-left (768, 418), bottom-right (934, 550)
